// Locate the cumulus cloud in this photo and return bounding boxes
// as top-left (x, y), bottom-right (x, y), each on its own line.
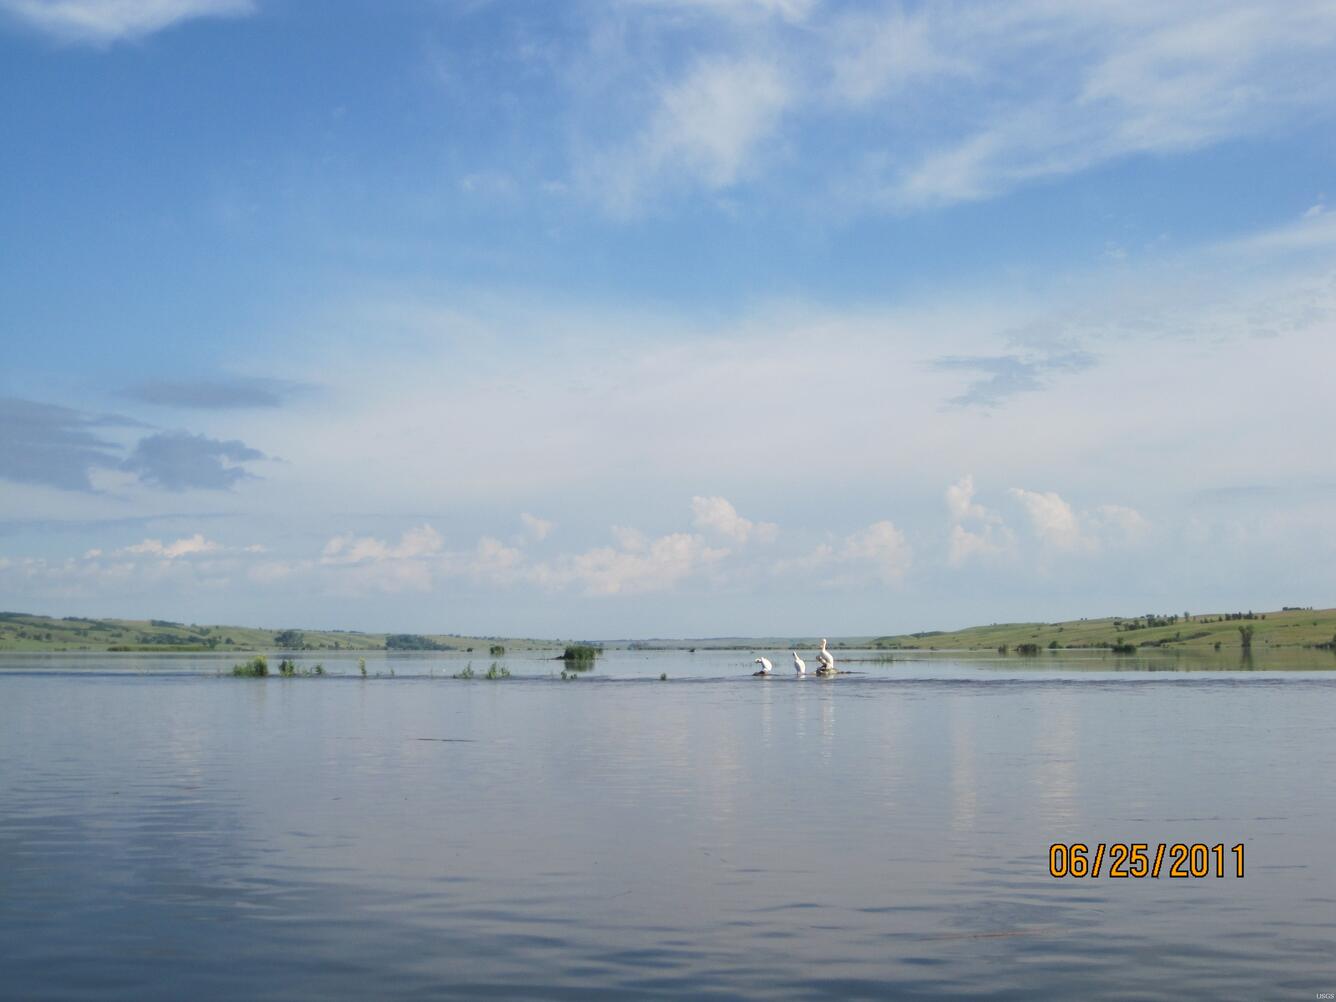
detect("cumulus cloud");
top-left (321, 524), bottom-right (444, 565)
top-left (532, 531), bottom-right (729, 596)
top-left (121, 431), bottom-right (266, 491)
top-left (122, 533), bottom-right (221, 559)
top-left (315, 516), bottom-right (728, 598)
top-left (690, 495), bottom-right (777, 544)
top-left (945, 475), bottom-right (1014, 566)
top-left (0, 0), bottom-right (255, 45)
top-left (780, 519), bottom-right (911, 586)
top-left (1008, 488), bottom-right (1150, 553)
top-left (4, 533), bottom-right (250, 601)
top-left (519, 512), bottom-right (554, 541)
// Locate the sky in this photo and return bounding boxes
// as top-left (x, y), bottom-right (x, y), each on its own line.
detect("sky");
top-left (1, 0), bottom-right (1334, 638)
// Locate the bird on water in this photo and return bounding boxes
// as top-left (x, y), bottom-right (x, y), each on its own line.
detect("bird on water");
top-left (816, 639), bottom-right (837, 676)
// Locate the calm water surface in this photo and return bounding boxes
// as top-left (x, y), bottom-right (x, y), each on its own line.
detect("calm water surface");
top-left (3, 649), bottom-right (1335, 999)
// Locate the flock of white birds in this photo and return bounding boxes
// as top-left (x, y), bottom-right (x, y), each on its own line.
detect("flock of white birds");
top-left (752, 639), bottom-right (837, 677)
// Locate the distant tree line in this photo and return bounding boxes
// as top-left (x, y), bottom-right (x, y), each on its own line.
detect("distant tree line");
top-left (385, 634), bottom-right (453, 651)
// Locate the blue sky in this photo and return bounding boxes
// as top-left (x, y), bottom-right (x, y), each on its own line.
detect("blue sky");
top-left (1, 0), bottom-right (1334, 637)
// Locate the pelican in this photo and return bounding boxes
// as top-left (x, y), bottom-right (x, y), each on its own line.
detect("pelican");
top-left (816, 638), bottom-right (836, 676)
top-left (753, 657), bottom-right (773, 676)
top-left (791, 651), bottom-right (806, 675)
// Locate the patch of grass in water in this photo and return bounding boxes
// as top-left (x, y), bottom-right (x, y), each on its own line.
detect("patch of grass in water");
top-left (454, 664), bottom-right (475, 679)
top-left (231, 655), bottom-right (268, 677)
top-left (277, 658), bottom-right (326, 677)
top-left (484, 662), bottom-right (511, 679)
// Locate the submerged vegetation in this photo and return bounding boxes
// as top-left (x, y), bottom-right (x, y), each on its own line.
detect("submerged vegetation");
top-left (453, 662), bottom-right (511, 680)
top-left (277, 658), bottom-right (324, 677)
top-left (231, 655), bottom-right (325, 677)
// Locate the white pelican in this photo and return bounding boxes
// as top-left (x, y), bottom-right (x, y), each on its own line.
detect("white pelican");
top-left (791, 651), bottom-right (806, 675)
top-left (816, 638), bottom-right (836, 676)
top-left (753, 657), bottom-right (773, 676)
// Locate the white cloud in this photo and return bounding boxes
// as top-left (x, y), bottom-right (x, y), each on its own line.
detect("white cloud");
top-left (780, 519), bottom-right (911, 586)
top-left (690, 495), bottom-right (777, 544)
top-left (596, 55), bottom-right (791, 214)
top-left (0, 0), bottom-right (255, 45)
top-left (532, 531), bottom-right (729, 596)
top-left (1090, 504), bottom-right (1151, 545)
top-left (1008, 488), bottom-right (1086, 552)
top-left (1223, 202), bottom-right (1336, 255)
top-left (1007, 488), bottom-right (1150, 554)
top-left (519, 512), bottom-right (554, 541)
top-left (826, 6), bottom-right (971, 105)
top-left (122, 533), bottom-right (221, 559)
top-left (945, 474), bottom-right (1014, 566)
top-left (840, 2), bottom-right (1336, 209)
top-left (629, 0), bottom-right (815, 22)
top-left (321, 524), bottom-right (443, 565)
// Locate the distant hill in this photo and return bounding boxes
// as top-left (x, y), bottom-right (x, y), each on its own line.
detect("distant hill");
top-left (3, 606), bottom-right (1333, 654)
top-left (872, 607), bottom-right (1336, 653)
top-left (0, 612), bottom-right (558, 653)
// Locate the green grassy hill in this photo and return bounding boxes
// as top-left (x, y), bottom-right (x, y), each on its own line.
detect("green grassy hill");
top-left (4, 606), bottom-right (1334, 655)
top-left (0, 612), bottom-right (559, 653)
top-left (873, 607), bottom-right (1336, 653)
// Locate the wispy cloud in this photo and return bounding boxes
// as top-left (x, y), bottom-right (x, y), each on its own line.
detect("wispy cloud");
top-left (122, 377), bottom-right (306, 410)
top-left (0, 0), bottom-right (255, 45)
top-left (591, 55), bottom-right (791, 214)
top-left (834, 2), bottom-right (1336, 209)
top-left (931, 347), bottom-right (1097, 408)
top-left (558, 0), bottom-right (1336, 213)
top-left (0, 397), bottom-right (138, 491)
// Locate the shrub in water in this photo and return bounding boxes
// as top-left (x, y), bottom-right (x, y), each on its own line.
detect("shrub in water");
top-left (232, 655), bottom-right (268, 677)
top-left (562, 644), bottom-right (600, 671)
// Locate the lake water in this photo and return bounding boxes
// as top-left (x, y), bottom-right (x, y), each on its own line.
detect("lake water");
top-left (3, 648), bottom-right (1335, 999)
